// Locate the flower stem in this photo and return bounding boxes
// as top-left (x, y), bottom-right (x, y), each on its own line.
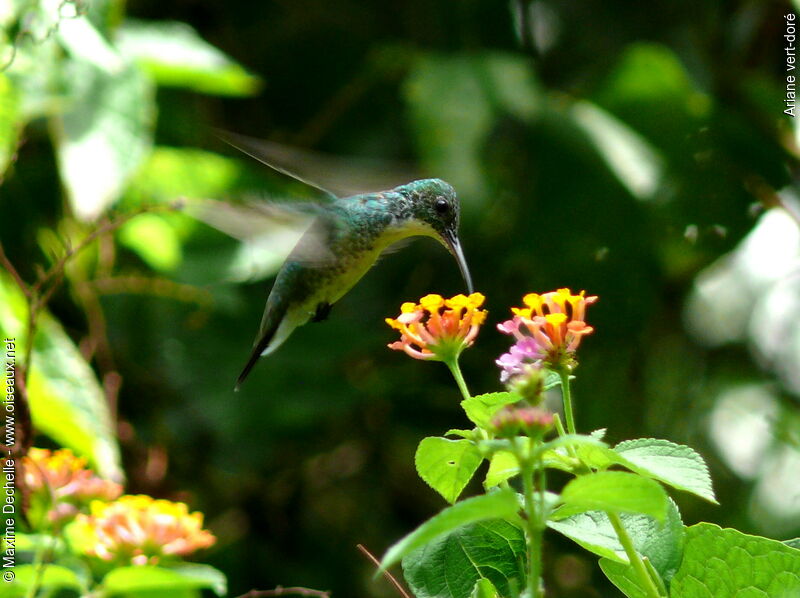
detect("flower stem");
top-left (26, 534), bottom-right (56, 598)
top-left (445, 359), bottom-right (471, 401)
top-left (552, 412), bottom-right (568, 438)
top-left (607, 512), bottom-right (665, 598)
top-left (517, 439), bottom-right (544, 598)
top-left (557, 369), bottom-right (576, 435)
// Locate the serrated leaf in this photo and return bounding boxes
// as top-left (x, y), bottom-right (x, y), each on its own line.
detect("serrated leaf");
top-left (380, 489), bottom-right (520, 571)
top-left (670, 523), bottom-right (800, 598)
top-left (402, 519), bottom-right (525, 598)
top-left (484, 451), bottom-right (519, 488)
top-left (53, 55), bottom-right (154, 221)
top-left (537, 433), bottom-right (607, 459)
top-left (460, 392), bottom-right (521, 428)
top-left (102, 564), bottom-right (227, 596)
top-left (0, 271), bottom-right (122, 480)
top-left (415, 437), bottom-right (483, 504)
top-left (548, 510), bottom-right (628, 564)
top-left (117, 20), bottom-right (261, 96)
top-left (560, 472), bottom-right (668, 521)
top-left (599, 559), bottom-right (649, 598)
top-left (614, 438), bottom-right (717, 504)
top-left (550, 498), bottom-right (684, 582)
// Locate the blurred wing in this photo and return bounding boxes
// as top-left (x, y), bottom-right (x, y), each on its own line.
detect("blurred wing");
top-left (182, 198), bottom-right (339, 281)
top-left (217, 130), bottom-right (340, 200)
top-left (216, 130), bottom-right (420, 198)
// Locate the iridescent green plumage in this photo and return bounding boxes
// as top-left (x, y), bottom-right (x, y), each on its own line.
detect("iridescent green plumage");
top-left (234, 178), bottom-right (472, 389)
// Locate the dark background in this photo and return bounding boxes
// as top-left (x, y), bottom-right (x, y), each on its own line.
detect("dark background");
top-left (3, 0), bottom-right (800, 596)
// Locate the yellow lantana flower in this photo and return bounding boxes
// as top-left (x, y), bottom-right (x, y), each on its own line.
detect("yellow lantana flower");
top-left (386, 293), bottom-right (487, 362)
top-left (76, 495), bottom-right (215, 566)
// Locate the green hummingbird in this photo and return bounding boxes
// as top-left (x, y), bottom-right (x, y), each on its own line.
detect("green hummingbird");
top-left (201, 133), bottom-right (473, 390)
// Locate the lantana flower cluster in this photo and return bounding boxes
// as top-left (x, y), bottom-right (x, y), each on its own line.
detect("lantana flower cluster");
top-left (76, 495), bottom-right (216, 566)
top-left (23, 448), bottom-right (123, 526)
top-left (385, 293), bottom-right (487, 362)
top-left (19, 448), bottom-right (215, 566)
top-left (386, 288), bottom-right (596, 384)
top-left (496, 289), bottom-right (597, 382)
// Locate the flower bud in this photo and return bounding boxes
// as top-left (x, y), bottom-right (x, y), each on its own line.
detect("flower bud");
top-left (507, 364), bottom-right (545, 405)
top-left (490, 406), bottom-right (554, 439)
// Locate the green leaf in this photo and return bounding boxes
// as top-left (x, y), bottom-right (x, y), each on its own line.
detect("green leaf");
top-left (550, 498), bottom-right (684, 581)
top-left (614, 438), bottom-right (717, 504)
top-left (415, 437), bottom-right (483, 503)
top-left (560, 472), bottom-right (668, 521)
top-left (599, 559), bottom-right (649, 598)
top-left (0, 272), bottom-right (122, 479)
top-left (53, 53), bottom-right (154, 221)
top-left (542, 369), bottom-right (563, 391)
top-left (124, 147), bottom-right (245, 205)
top-left (444, 428), bottom-right (475, 439)
top-left (590, 428), bottom-right (607, 440)
top-left (5, 564), bottom-right (83, 594)
top-left (380, 489), bottom-right (520, 571)
top-left (570, 100), bottom-right (663, 200)
top-left (0, 73), bottom-right (20, 178)
top-left (785, 538), bottom-right (800, 550)
top-left (102, 564), bottom-right (227, 596)
top-left (470, 578), bottom-right (500, 598)
top-left (484, 451), bottom-right (519, 488)
top-left (549, 510), bottom-right (627, 564)
top-left (405, 53), bottom-right (540, 200)
top-left (57, 14), bottom-right (125, 73)
top-left (460, 392), bottom-right (521, 428)
top-left (670, 523), bottom-right (800, 598)
top-left (118, 213), bottom-right (182, 272)
top-left (117, 20), bottom-right (261, 96)
top-left (598, 43), bottom-right (708, 113)
top-left (402, 519), bottom-right (525, 598)
top-left (536, 433), bottom-right (607, 460)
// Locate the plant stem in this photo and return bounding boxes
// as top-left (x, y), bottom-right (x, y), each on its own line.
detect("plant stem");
top-left (557, 369), bottom-right (576, 435)
top-left (607, 512), bottom-right (664, 598)
top-left (552, 413), bottom-right (567, 438)
top-left (26, 534), bottom-right (56, 598)
top-left (518, 439), bottom-right (543, 598)
top-left (445, 359), bottom-right (471, 401)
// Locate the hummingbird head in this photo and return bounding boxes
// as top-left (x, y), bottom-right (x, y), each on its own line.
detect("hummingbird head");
top-left (395, 179), bottom-right (473, 293)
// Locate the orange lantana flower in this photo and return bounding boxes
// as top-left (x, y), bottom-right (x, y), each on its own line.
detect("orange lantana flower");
top-left (76, 495), bottom-right (216, 566)
top-left (23, 447), bottom-right (122, 527)
top-left (497, 289), bottom-right (597, 379)
top-left (386, 293), bottom-right (487, 362)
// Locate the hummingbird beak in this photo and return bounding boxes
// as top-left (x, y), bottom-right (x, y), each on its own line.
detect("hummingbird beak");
top-left (443, 230), bottom-right (474, 293)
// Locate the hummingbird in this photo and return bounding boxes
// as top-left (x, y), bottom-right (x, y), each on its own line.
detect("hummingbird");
top-left (197, 132), bottom-right (474, 390)
top-left (233, 177), bottom-right (474, 390)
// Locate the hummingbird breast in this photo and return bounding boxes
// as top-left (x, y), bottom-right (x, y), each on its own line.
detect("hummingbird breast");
top-left (280, 193), bottom-right (435, 320)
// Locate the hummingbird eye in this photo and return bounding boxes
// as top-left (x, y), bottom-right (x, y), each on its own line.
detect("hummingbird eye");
top-left (435, 198), bottom-right (450, 215)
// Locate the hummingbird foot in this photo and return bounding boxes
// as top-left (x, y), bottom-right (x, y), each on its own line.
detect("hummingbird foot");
top-left (311, 302), bottom-right (332, 323)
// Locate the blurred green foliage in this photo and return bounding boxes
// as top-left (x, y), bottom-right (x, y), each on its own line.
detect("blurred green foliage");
top-left (1, 0), bottom-right (799, 596)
